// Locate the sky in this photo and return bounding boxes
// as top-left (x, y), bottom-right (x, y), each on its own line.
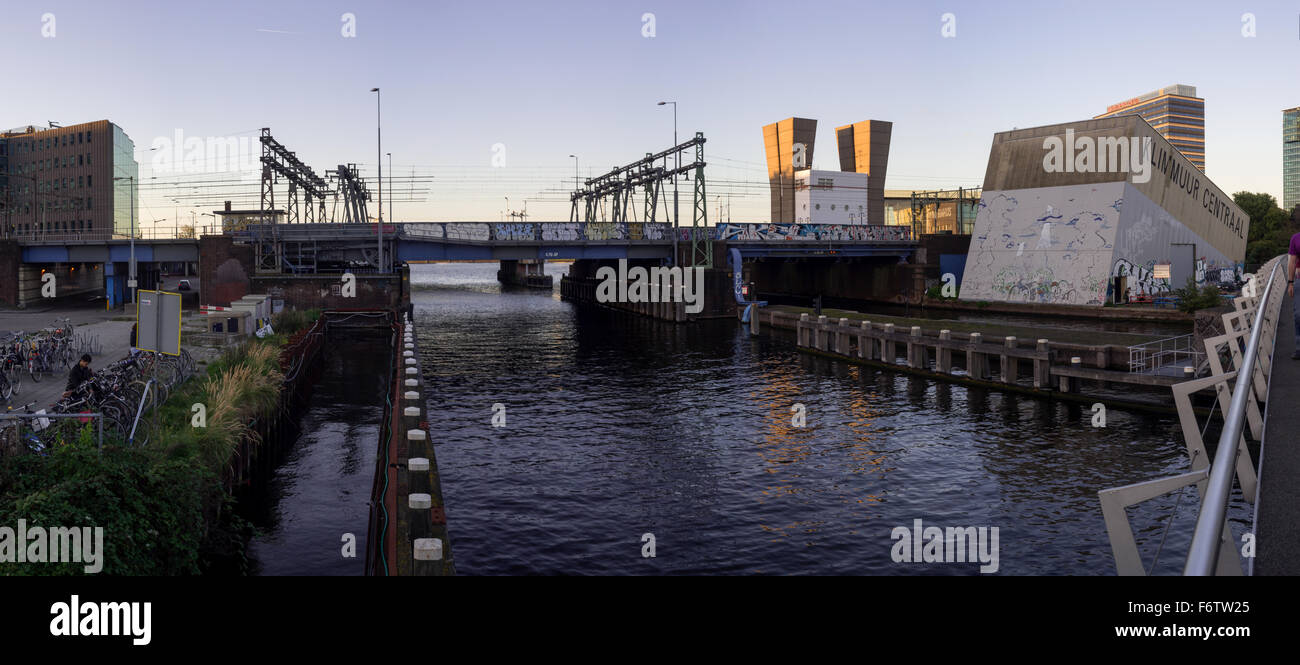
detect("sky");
top-left (2, 0), bottom-right (1297, 230)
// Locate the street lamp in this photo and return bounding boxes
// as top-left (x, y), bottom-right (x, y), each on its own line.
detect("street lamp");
top-left (657, 100), bottom-right (678, 265)
top-left (370, 87), bottom-right (384, 272)
top-left (112, 175), bottom-right (137, 305)
top-left (387, 152), bottom-right (393, 222)
top-left (569, 154), bottom-right (579, 193)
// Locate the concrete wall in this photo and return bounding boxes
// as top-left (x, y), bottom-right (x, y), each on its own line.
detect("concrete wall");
top-left (961, 183), bottom-right (1125, 306)
top-left (764, 117), bottom-right (817, 223)
top-left (980, 116), bottom-right (1246, 261)
top-left (251, 272), bottom-right (405, 312)
top-left (751, 257), bottom-right (912, 303)
top-left (1112, 182), bottom-right (1240, 295)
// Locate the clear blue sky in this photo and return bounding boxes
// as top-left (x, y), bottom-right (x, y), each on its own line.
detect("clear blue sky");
top-left (2, 0), bottom-right (1297, 227)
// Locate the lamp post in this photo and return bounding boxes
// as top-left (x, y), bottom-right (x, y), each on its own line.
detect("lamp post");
top-left (569, 154), bottom-right (579, 193)
top-left (370, 87), bottom-right (384, 272)
top-left (387, 152), bottom-right (393, 222)
top-left (657, 100), bottom-right (678, 265)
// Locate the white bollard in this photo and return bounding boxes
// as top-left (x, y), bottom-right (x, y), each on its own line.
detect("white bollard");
top-left (414, 538), bottom-right (443, 561)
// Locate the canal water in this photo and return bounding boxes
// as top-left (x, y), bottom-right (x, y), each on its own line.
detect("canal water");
top-left (413, 262), bottom-right (1252, 575)
top-left (245, 328), bottom-right (390, 576)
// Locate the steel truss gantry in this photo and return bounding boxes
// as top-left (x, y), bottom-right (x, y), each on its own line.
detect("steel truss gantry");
top-left (569, 132), bottom-right (711, 268)
top-left (327, 164), bottom-right (371, 225)
top-left (256, 128), bottom-right (333, 272)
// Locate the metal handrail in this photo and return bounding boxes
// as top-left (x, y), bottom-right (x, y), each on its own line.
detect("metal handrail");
top-left (1184, 259), bottom-right (1283, 575)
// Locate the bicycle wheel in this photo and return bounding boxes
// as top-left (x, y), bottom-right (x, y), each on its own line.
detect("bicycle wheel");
top-left (28, 359), bottom-right (41, 382)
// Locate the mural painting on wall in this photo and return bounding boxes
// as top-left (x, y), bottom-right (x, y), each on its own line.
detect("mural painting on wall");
top-left (1111, 258), bottom-right (1170, 296)
top-left (585, 222), bottom-right (624, 241)
top-left (990, 266), bottom-right (1107, 305)
top-left (540, 223), bottom-right (581, 241)
top-left (444, 223), bottom-right (490, 241)
top-left (713, 223), bottom-right (910, 242)
top-left (493, 223), bottom-right (535, 241)
top-left (625, 223), bottom-right (669, 241)
top-left (966, 190), bottom-right (1119, 305)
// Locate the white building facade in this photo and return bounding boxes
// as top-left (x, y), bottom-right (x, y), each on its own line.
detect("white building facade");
top-left (793, 169), bottom-right (870, 224)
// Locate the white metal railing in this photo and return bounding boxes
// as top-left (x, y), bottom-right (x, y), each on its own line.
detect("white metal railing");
top-left (1099, 255), bottom-right (1287, 575)
top-left (1128, 333), bottom-right (1204, 374)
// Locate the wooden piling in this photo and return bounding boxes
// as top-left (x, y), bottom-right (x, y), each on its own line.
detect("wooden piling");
top-left (883, 323), bottom-right (896, 364)
top-left (1002, 336), bottom-right (1017, 384)
top-left (968, 332), bottom-right (985, 379)
top-left (909, 326), bottom-right (923, 368)
top-left (1034, 339), bottom-right (1051, 388)
top-left (938, 330), bottom-right (952, 373)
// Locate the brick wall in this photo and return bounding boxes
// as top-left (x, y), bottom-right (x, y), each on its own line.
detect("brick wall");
top-left (0, 240), bottom-right (18, 307)
top-left (251, 273), bottom-right (405, 312)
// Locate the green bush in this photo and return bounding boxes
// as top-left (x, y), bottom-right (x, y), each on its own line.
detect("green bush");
top-left (0, 326), bottom-right (288, 575)
top-left (1173, 276), bottom-right (1223, 313)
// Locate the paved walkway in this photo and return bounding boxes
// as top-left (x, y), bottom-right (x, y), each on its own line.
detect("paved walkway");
top-left (1254, 292), bottom-right (1300, 575)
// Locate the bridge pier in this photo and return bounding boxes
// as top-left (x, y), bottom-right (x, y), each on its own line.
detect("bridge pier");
top-left (497, 259), bottom-right (552, 289)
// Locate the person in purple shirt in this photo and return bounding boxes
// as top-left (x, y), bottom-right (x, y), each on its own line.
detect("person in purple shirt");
top-left (1290, 233), bottom-right (1300, 358)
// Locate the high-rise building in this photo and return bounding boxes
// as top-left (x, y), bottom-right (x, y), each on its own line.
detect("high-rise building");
top-left (1284, 107), bottom-right (1300, 212)
top-left (835, 119), bottom-right (892, 226)
top-left (1094, 84), bottom-right (1204, 171)
top-left (0, 120), bottom-right (137, 239)
top-left (762, 117), bottom-right (817, 223)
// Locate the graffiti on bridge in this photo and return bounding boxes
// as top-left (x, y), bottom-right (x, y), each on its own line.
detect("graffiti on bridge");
top-left (712, 223), bottom-right (911, 242)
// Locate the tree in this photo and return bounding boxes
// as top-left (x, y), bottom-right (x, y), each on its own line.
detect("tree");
top-left (177, 225), bottom-right (196, 239)
top-left (1233, 192), bottom-right (1294, 266)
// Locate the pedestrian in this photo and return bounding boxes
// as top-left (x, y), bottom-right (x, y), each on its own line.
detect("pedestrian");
top-left (63, 354), bottom-right (94, 399)
top-left (130, 322), bottom-right (137, 349)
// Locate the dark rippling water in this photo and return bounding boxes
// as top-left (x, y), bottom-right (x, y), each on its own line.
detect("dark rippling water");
top-left (246, 262), bottom-right (1251, 575)
top-left (414, 262), bottom-right (1254, 576)
top-left (246, 330), bottom-right (389, 576)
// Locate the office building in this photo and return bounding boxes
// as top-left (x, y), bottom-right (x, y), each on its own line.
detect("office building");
top-left (1094, 84), bottom-right (1205, 171)
top-left (1284, 107), bottom-right (1300, 211)
top-left (0, 120), bottom-right (138, 239)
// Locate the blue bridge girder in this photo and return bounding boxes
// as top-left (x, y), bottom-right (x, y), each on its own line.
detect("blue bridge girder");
top-left (11, 221), bottom-right (915, 266)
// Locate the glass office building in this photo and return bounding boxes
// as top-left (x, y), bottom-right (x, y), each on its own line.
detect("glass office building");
top-left (0, 120), bottom-right (137, 239)
top-left (112, 123), bottom-right (138, 237)
top-left (1284, 107), bottom-right (1300, 212)
top-left (1095, 84), bottom-right (1205, 172)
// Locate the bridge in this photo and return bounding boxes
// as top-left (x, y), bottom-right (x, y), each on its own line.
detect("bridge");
top-left (1097, 253), bottom-right (1300, 576)
top-left (0, 221), bottom-right (915, 308)
top-left (231, 221), bottom-right (914, 268)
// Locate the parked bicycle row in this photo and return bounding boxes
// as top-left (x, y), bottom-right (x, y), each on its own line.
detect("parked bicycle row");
top-left (0, 318), bottom-right (105, 402)
top-left (5, 348), bottom-right (198, 452)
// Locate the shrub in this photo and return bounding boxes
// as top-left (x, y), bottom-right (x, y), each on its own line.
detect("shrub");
top-left (1173, 276), bottom-right (1223, 313)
